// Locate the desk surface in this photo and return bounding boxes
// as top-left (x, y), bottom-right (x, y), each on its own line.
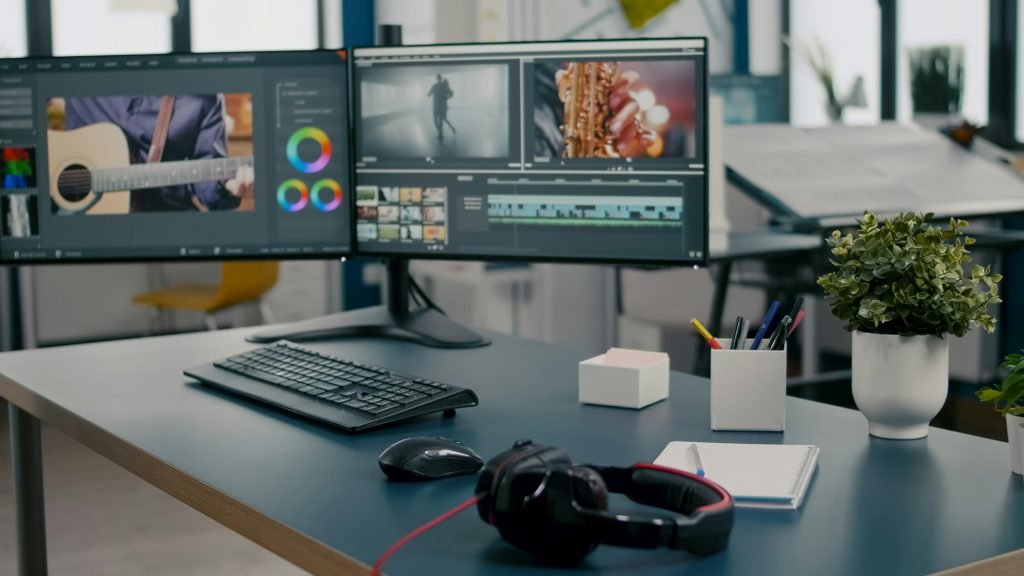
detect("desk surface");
top-left (2, 329), bottom-right (1023, 576)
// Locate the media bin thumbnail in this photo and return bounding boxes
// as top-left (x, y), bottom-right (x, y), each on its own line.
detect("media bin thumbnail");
top-left (1, 147), bottom-right (37, 190)
top-left (1, 194), bottom-right (39, 238)
top-left (358, 64), bottom-right (510, 160)
top-left (533, 60), bottom-right (697, 160)
top-left (46, 94), bottom-right (255, 215)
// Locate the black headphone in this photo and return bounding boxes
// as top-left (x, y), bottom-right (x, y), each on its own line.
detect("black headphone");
top-left (475, 440), bottom-right (734, 565)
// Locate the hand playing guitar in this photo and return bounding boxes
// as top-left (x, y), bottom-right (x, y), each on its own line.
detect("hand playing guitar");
top-left (225, 165), bottom-right (255, 211)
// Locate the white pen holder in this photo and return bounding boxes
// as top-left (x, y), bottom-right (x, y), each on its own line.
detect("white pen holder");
top-left (710, 339), bottom-right (786, 432)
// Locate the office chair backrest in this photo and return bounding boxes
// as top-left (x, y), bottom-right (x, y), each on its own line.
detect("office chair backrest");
top-left (217, 261), bottom-right (279, 306)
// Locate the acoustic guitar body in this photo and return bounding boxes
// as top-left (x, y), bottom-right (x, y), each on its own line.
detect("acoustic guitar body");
top-left (48, 124), bottom-right (131, 215)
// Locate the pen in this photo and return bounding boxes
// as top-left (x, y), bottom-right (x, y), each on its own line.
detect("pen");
top-left (689, 443), bottom-right (705, 477)
top-left (788, 296), bottom-right (804, 321)
top-left (750, 300), bottom-right (780, 350)
top-left (690, 318), bottom-right (723, 350)
top-left (730, 316), bottom-right (748, 350)
top-left (768, 315), bottom-right (793, 351)
top-left (789, 310), bottom-right (806, 337)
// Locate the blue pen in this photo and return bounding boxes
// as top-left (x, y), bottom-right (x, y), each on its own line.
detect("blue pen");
top-left (750, 300), bottom-right (781, 350)
top-left (689, 443), bottom-right (706, 477)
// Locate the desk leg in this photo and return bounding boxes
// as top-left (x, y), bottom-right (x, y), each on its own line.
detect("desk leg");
top-left (9, 404), bottom-right (48, 576)
top-left (695, 261), bottom-right (732, 375)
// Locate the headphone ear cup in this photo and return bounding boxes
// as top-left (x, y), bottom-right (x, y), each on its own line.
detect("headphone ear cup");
top-left (504, 465), bottom-right (600, 565)
top-left (570, 465), bottom-right (608, 512)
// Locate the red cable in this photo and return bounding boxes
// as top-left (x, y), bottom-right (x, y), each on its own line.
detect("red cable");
top-left (372, 495), bottom-right (480, 576)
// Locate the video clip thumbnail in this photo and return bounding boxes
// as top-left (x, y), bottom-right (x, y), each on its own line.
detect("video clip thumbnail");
top-left (358, 64), bottom-right (509, 159)
top-left (46, 94), bottom-right (254, 215)
top-left (534, 60), bottom-right (697, 159)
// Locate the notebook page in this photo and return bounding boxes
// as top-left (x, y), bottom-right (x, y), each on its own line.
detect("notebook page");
top-left (655, 441), bottom-right (817, 500)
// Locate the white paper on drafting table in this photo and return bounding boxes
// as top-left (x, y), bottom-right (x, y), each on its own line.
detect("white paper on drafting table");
top-left (724, 123), bottom-right (1024, 224)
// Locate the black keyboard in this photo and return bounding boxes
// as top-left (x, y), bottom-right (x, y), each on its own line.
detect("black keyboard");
top-left (184, 341), bottom-right (479, 432)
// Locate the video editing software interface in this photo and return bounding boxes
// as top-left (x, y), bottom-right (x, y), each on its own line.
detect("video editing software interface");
top-left (0, 51), bottom-right (350, 262)
top-left (352, 38), bottom-right (707, 263)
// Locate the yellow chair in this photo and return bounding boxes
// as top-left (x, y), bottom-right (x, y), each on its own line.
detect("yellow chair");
top-left (133, 261), bottom-right (279, 331)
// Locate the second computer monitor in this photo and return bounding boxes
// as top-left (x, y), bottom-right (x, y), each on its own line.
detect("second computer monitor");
top-left (0, 50), bottom-right (351, 263)
top-left (351, 38), bottom-right (708, 265)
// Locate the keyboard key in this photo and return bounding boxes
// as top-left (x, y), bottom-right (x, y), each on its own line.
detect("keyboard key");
top-left (346, 400), bottom-right (369, 409)
top-left (298, 386), bottom-right (318, 394)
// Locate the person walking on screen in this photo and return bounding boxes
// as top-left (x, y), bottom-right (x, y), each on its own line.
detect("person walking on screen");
top-left (428, 74), bottom-right (456, 142)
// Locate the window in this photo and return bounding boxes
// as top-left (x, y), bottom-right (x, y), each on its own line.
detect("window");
top-left (191, 0), bottom-right (318, 52)
top-left (0, 0), bottom-right (27, 58)
top-left (897, 0), bottom-right (988, 124)
top-left (789, 0), bottom-right (880, 126)
top-left (52, 0), bottom-right (172, 56)
top-left (374, 0), bottom-right (437, 45)
top-left (1017, 3), bottom-right (1024, 142)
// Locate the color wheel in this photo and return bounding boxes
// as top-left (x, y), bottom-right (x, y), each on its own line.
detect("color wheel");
top-left (286, 127), bottom-right (332, 173)
top-left (276, 179), bottom-right (309, 212)
top-left (311, 179), bottom-right (343, 212)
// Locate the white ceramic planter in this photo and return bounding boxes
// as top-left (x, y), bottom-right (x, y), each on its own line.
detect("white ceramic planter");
top-left (1018, 421), bottom-right (1024, 476)
top-left (851, 332), bottom-right (949, 440)
top-left (1008, 414), bottom-right (1024, 475)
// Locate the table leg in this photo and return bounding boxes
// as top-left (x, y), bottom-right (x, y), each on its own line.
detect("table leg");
top-left (9, 404), bottom-right (48, 576)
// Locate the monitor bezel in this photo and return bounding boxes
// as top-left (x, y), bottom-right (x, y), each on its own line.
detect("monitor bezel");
top-left (0, 48), bottom-right (354, 266)
top-left (349, 36), bottom-right (710, 268)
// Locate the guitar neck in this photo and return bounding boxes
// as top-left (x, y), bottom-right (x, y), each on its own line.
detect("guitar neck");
top-left (92, 156), bottom-right (253, 192)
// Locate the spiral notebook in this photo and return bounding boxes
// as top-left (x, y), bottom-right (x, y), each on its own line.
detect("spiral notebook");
top-left (654, 442), bottom-right (820, 510)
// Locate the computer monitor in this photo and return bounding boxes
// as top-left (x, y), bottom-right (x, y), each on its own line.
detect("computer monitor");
top-left (351, 38), bottom-right (708, 265)
top-left (0, 50), bottom-right (351, 263)
top-left (250, 37), bottom-right (709, 348)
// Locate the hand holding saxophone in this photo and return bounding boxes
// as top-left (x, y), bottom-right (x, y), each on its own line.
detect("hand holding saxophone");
top-left (555, 63), bottom-right (657, 158)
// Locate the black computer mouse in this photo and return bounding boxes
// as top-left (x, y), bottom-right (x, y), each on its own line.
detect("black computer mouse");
top-left (378, 436), bottom-right (484, 481)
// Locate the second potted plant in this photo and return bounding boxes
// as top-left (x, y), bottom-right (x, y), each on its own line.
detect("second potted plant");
top-left (818, 212), bottom-right (1002, 439)
top-left (977, 350), bottom-right (1024, 474)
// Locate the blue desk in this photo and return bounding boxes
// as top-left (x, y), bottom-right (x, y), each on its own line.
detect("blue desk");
top-left (2, 329), bottom-right (1023, 575)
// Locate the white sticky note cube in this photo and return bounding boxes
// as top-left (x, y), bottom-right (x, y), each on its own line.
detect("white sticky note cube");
top-left (579, 348), bottom-right (669, 409)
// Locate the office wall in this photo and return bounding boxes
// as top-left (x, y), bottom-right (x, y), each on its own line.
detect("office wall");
top-left (25, 262), bottom-right (332, 346)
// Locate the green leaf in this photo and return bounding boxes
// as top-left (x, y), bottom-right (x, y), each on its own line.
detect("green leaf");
top-left (819, 211), bottom-right (1001, 337)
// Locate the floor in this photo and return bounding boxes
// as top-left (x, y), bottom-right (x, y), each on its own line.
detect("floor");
top-left (0, 400), bottom-right (305, 575)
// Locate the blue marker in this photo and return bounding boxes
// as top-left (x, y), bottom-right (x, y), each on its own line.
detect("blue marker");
top-left (750, 300), bottom-right (781, 350)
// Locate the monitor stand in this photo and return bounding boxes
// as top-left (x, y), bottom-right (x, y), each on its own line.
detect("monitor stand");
top-left (246, 260), bottom-right (490, 348)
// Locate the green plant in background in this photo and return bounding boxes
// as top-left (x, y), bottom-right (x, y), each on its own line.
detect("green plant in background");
top-left (795, 37), bottom-right (843, 121)
top-left (976, 351), bottom-right (1024, 416)
top-left (909, 45), bottom-right (964, 115)
top-left (817, 211), bottom-right (1001, 337)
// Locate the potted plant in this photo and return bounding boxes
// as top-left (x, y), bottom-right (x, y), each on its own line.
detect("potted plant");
top-left (818, 212), bottom-right (1002, 439)
top-left (976, 351), bottom-right (1024, 474)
